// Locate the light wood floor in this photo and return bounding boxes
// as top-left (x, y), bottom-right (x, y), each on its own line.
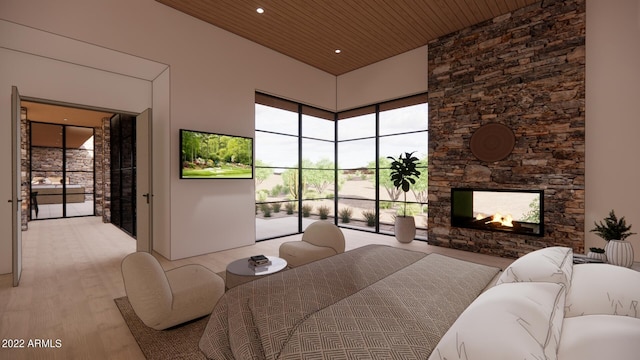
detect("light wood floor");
top-left (0, 217), bottom-right (513, 360)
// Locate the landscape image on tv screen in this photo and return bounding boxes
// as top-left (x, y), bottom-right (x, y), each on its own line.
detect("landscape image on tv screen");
top-left (180, 129), bottom-right (253, 179)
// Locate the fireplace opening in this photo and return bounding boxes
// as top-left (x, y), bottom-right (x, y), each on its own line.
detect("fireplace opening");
top-left (451, 188), bottom-right (544, 236)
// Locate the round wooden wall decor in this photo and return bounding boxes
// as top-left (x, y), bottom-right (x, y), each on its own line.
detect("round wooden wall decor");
top-left (470, 123), bottom-right (516, 162)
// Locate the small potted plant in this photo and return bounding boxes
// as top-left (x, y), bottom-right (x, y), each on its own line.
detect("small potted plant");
top-left (590, 210), bottom-right (635, 267)
top-left (388, 151), bottom-right (421, 243)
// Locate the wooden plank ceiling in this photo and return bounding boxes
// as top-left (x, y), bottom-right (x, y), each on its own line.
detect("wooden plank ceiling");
top-left (156, 0), bottom-right (538, 75)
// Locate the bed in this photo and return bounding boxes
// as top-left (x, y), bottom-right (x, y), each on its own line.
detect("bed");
top-left (199, 244), bottom-right (500, 359)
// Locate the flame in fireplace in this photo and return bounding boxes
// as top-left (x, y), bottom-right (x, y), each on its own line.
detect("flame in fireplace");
top-left (475, 212), bottom-right (514, 227)
top-left (491, 212), bottom-right (513, 227)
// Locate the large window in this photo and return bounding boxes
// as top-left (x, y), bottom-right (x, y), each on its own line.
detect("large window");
top-left (255, 93), bottom-right (428, 240)
top-left (336, 108), bottom-right (377, 233)
top-left (377, 99), bottom-right (428, 238)
top-left (255, 95), bottom-right (300, 239)
top-left (300, 106), bottom-right (336, 234)
top-left (337, 96), bottom-right (428, 238)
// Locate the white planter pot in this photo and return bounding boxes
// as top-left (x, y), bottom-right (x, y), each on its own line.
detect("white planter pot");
top-left (587, 251), bottom-right (607, 263)
top-left (604, 240), bottom-right (634, 268)
top-left (394, 216), bottom-right (416, 243)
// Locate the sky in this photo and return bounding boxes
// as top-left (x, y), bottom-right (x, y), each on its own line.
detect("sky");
top-left (255, 103), bottom-right (428, 169)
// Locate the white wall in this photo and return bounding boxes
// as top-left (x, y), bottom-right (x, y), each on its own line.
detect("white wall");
top-left (336, 0), bottom-right (640, 262)
top-left (3, 0), bottom-right (629, 269)
top-left (0, 0), bottom-right (336, 269)
top-left (337, 46), bottom-right (428, 110)
top-left (585, 0), bottom-right (640, 260)
top-left (0, 16), bottom-right (174, 273)
top-left (337, 0), bottom-right (640, 263)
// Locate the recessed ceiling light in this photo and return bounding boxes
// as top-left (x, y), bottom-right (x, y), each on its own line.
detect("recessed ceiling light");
top-left (256, 7), bottom-right (264, 14)
top-left (335, 49), bottom-right (341, 54)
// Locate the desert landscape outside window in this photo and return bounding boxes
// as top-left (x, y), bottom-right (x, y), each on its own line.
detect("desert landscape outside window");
top-left (255, 92), bottom-right (428, 240)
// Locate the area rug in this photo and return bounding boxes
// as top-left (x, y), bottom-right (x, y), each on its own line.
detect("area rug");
top-left (114, 297), bottom-right (207, 360)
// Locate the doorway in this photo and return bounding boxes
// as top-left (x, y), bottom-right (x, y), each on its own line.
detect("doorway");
top-left (19, 99), bottom-right (153, 250)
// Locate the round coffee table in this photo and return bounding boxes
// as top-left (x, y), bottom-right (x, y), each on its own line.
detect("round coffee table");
top-left (225, 255), bottom-right (287, 289)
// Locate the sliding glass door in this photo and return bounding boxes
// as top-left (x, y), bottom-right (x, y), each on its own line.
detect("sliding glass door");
top-left (30, 122), bottom-right (96, 219)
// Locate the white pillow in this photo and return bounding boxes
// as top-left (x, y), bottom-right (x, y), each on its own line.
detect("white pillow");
top-left (565, 263), bottom-right (640, 318)
top-left (558, 315), bottom-right (640, 360)
top-left (429, 282), bottom-right (566, 360)
top-left (496, 246), bottom-right (573, 288)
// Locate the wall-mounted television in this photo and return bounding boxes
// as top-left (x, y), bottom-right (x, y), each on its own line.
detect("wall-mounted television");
top-left (180, 129), bottom-right (253, 179)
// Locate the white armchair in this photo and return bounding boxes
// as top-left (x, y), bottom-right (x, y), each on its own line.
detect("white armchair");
top-left (279, 221), bottom-right (345, 267)
top-left (121, 252), bottom-right (224, 330)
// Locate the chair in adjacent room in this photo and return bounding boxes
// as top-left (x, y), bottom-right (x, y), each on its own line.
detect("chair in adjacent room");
top-left (121, 251), bottom-right (225, 330)
top-left (279, 221), bottom-right (346, 267)
top-left (30, 191), bottom-right (38, 218)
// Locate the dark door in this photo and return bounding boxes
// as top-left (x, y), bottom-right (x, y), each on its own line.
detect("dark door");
top-left (110, 114), bottom-right (136, 236)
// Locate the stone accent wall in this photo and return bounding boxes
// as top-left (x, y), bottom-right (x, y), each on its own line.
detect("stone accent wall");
top-left (101, 118), bottom-right (112, 223)
top-left (94, 120), bottom-right (104, 217)
top-left (427, 0), bottom-right (585, 258)
top-left (32, 147), bottom-right (94, 194)
top-left (21, 119), bottom-right (29, 230)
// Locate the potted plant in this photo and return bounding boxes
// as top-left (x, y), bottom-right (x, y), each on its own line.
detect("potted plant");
top-left (590, 210), bottom-right (635, 267)
top-left (388, 151), bottom-right (421, 243)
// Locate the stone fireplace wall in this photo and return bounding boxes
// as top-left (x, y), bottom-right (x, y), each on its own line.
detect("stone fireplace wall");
top-left (427, 0), bottom-right (585, 258)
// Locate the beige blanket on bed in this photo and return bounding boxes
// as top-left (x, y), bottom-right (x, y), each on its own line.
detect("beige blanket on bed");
top-left (199, 245), bottom-right (499, 359)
